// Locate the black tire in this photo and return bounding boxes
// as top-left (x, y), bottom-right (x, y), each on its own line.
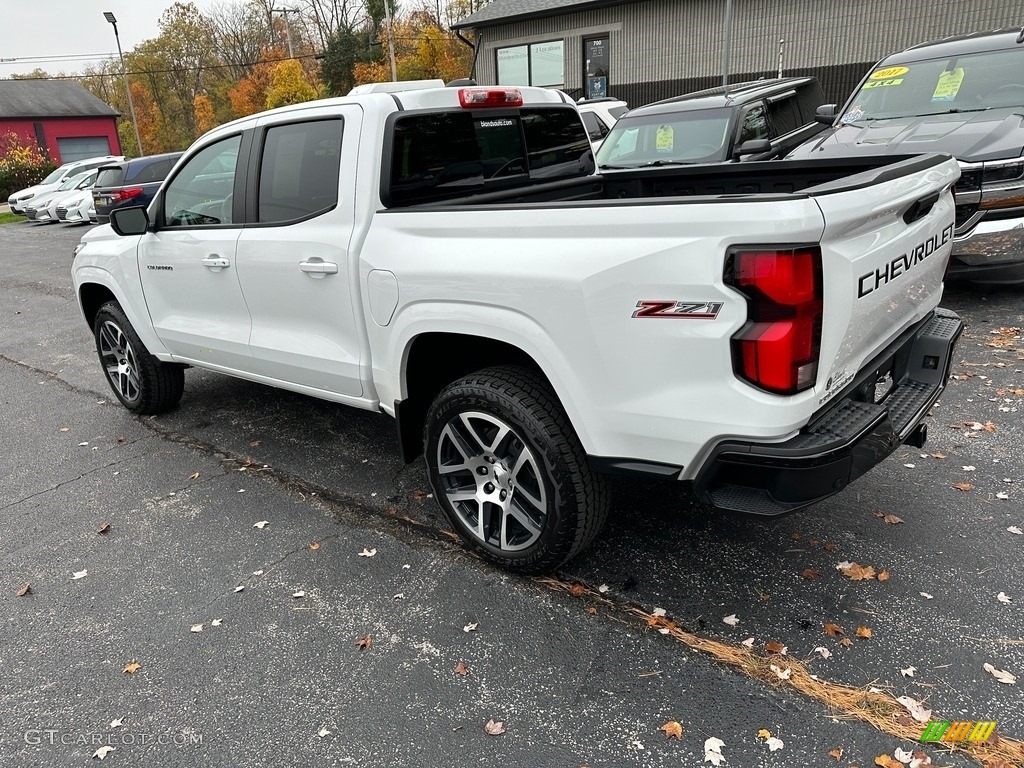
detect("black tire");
top-left (93, 301), bottom-right (184, 414)
top-left (424, 365), bottom-right (609, 574)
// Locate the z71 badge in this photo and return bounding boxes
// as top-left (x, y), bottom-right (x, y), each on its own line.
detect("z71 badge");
top-left (632, 300), bottom-right (723, 319)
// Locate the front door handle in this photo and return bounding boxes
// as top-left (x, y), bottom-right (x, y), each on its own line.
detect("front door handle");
top-left (299, 259), bottom-right (339, 276)
top-left (201, 256), bottom-right (230, 269)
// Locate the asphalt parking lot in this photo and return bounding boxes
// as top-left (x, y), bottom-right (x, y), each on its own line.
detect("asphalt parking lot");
top-left (2, 221), bottom-right (1022, 767)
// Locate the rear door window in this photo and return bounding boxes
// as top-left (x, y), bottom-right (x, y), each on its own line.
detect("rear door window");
top-left (257, 119), bottom-right (343, 224)
top-left (766, 94), bottom-right (801, 137)
top-left (386, 107), bottom-right (593, 206)
top-left (581, 112), bottom-right (609, 141)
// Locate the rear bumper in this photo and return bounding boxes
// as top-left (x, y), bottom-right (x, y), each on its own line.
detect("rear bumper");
top-left (692, 308), bottom-right (963, 515)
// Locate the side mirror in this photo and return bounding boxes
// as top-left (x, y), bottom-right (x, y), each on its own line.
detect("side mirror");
top-left (815, 104), bottom-right (838, 124)
top-left (110, 205), bottom-right (150, 236)
top-left (735, 138), bottom-right (771, 157)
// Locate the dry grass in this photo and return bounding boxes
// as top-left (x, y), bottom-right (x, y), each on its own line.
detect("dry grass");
top-left (536, 576), bottom-right (1023, 768)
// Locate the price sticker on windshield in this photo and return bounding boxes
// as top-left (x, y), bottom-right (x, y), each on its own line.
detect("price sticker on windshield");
top-left (869, 66), bottom-right (909, 80)
top-left (932, 67), bottom-right (964, 102)
top-left (655, 124), bottom-right (674, 152)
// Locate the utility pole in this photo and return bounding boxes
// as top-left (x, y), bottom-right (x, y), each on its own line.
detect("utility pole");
top-left (103, 12), bottom-right (144, 157)
top-left (272, 8), bottom-right (299, 58)
top-left (721, 0), bottom-right (734, 92)
top-left (383, 0), bottom-right (398, 81)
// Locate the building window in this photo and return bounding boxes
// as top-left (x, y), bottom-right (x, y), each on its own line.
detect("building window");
top-left (496, 40), bottom-right (564, 87)
top-left (583, 36), bottom-right (610, 99)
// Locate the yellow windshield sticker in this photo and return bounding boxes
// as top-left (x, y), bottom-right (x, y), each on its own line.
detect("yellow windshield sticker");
top-left (862, 78), bottom-right (903, 89)
top-left (870, 66), bottom-right (910, 80)
top-left (932, 67), bottom-right (964, 102)
top-left (655, 125), bottom-right (674, 152)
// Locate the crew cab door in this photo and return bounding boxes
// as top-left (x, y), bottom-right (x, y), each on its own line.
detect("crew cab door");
top-left (234, 106), bottom-right (363, 397)
top-left (138, 133), bottom-right (253, 370)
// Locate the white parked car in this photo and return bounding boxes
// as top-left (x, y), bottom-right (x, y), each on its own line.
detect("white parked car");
top-left (37, 170), bottom-right (98, 223)
top-left (8, 155), bottom-right (122, 214)
top-left (576, 97), bottom-right (628, 151)
top-left (57, 186), bottom-right (96, 224)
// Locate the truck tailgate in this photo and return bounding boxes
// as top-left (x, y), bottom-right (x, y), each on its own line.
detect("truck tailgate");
top-left (809, 154), bottom-right (959, 405)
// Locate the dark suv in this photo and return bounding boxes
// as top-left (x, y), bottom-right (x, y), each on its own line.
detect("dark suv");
top-left (92, 152), bottom-right (184, 224)
top-left (788, 28), bottom-right (1024, 284)
top-left (595, 77), bottom-right (827, 170)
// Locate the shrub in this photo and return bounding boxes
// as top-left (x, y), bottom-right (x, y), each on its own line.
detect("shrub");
top-left (0, 132), bottom-right (57, 200)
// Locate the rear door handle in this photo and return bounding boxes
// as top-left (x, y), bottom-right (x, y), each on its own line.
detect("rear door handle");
top-left (201, 256), bottom-right (230, 269)
top-left (299, 260), bottom-right (338, 276)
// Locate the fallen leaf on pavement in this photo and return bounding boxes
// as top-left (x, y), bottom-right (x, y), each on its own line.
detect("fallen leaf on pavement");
top-left (824, 623), bottom-right (845, 637)
top-left (802, 568), bottom-right (821, 580)
top-left (813, 646), bottom-right (832, 659)
top-left (874, 754), bottom-right (903, 768)
top-left (72, 569), bottom-right (88, 580)
top-left (249, 440), bottom-right (262, 447)
top-left (983, 663), bottom-right (1016, 685)
top-left (883, 515), bottom-right (903, 525)
top-left (953, 482), bottom-right (973, 492)
top-left (895, 747), bottom-right (913, 763)
top-left (411, 489), bottom-right (429, 500)
top-left (824, 541), bottom-right (837, 552)
top-left (920, 592), bottom-right (933, 599)
top-left (484, 719), bottom-right (505, 736)
top-left (896, 695), bottom-right (932, 723)
top-left (188, 472), bottom-right (200, 480)
top-left (766, 737), bottom-right (784, 751)
top-left (78, 442), bottom-right (89, 446)
top-left (722, 614), bottom-right (739, 626)
top-left (464, 622), bottom-right (478, 633)
top-left (190, 624), bottom-right (203, 633)
top-left (598, 583), bottom-right (610, 593)
top-left (317, 728), bottom-right (330, 738)
top-left (929, 452), bottom-right (946, 459)
top-left (838, 562), bottom-right (876, 580)
top-left (829, 747), bottom-right (844, 760)
top-left (233, 585), bottom-right (244, 593)
top-left (996, 492), bottom-right (1010, 500)
top-left (704, 737), bottom-right (726, 766)
top-left (757, 729), bottom-right (772, 739)
top-left (909, 750), bottom-right (932, 768)
top-left (291, 590), bottom-right (305, 599)
top-left (1008, 526), bottom-right (1023, 535)
top-left (93, 745), bottom-right (116, 760)
top-left (309, 541), bottom-right (320, 550)
top-left (900, 666), bottom-right (917, 678)
top-left (998, 592), bottom-right (1012, 604)
top-left (59, 427), bottom-right (70, 432)
top-left (839, 638), bottom-right (853, 647)
top-left (765, 641), bottom-right (787, 654)
top-left (856, 626), bottom-right (873, 639)
top-left (211, 619), bottom-right (222, 627)
top-left (878, 569), bottom-right (890, 581)
top-left (109, 718), bottom-right (123, 728)
top-left (454, 661), bottom-right (469, 676)
top-left (660, 721), bottom-right (683, 740)
top-left (741, 637), bottom-right (755, 648)
top-left (123, 662), bottom-right (141, 674)
top-left (17, 584), bottom-right (31, 597)
top-left (355, 635), bottom-right (372, 650)
top-left (569, 583), bottom-right (585, 596)
top-left (652, 607), bottom-right (667, 617)
top-left (358, 548), bottom-right (377, 557)
top-left (770, 664), bottom-right (792, 680)
top-left (97, 522), bottom-right (110, 535)
top-left (253, 521), bottom-right (269, 529)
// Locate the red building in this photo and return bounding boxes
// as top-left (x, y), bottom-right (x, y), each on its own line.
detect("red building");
top-left (0, 80), bottom-right (121, 164)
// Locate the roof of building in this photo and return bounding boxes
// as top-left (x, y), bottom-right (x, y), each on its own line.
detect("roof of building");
top-left (452, 0), bottom-right (638, 29)
top-left (0, 80), bottom-right (119, 120)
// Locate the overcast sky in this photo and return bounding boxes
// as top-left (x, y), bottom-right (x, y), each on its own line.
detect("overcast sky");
top-left (0, 0), bottom-right (224, 79)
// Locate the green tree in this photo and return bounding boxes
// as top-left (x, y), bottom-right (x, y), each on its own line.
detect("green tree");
top-left (265, 59), bottom-right (318, 109)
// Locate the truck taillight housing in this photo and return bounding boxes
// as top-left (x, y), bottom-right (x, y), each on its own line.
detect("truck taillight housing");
top-left (458, 87), bottom-right (523, 108)
top-left (725, 246), bottom-right (823, 396)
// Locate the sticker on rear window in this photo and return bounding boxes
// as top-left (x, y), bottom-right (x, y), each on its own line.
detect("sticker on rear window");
top-left (655, 125), bottom-right (674, 152)
top-left (931, 68), bottom-right (964, 102)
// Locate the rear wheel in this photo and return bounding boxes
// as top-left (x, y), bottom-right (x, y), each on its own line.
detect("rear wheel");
top-left (424, 366), bottom-right (608, 574)
top-left (93, 301), bottom-right (184, 414)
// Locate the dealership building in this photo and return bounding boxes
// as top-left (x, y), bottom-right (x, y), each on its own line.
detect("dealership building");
top-left (453, 0), bottom-right (1024, 106)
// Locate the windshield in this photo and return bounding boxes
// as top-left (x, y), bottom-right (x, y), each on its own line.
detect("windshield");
top-left (58, 172), bottom-right (89, 191)
top-left (40, 167), bottom-right (64, 185)
top-left (595, 107), bottom-right (732, 167)
top-left (842, 47), bottom-right (1024, 123)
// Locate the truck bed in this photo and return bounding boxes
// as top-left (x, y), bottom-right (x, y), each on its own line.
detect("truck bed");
top-left (408, 154), bottom-right (950, 209)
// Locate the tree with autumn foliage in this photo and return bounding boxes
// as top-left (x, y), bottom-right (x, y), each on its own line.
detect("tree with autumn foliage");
top-left (265, 60), bottom-right (319, 109)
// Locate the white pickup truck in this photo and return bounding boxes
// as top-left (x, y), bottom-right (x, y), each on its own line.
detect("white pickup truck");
top-left (72, 83), bottom-right (963, 573)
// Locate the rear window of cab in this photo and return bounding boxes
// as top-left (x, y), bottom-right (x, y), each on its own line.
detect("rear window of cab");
top-left (385, 107), bottom-right (594, 207)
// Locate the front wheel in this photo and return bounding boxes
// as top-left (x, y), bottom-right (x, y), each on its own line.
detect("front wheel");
top-left (424, 366), bottom-right (609, 574)
top-left (93, 301), bottom-right (184, 414)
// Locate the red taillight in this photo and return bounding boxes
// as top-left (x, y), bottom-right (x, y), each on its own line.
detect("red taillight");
top-left (726, 247), bottom-right (823, 396)
top-left (113, 187), bottom-right (144, 202)
top-left (458, 87), bottom-right (523, 108)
